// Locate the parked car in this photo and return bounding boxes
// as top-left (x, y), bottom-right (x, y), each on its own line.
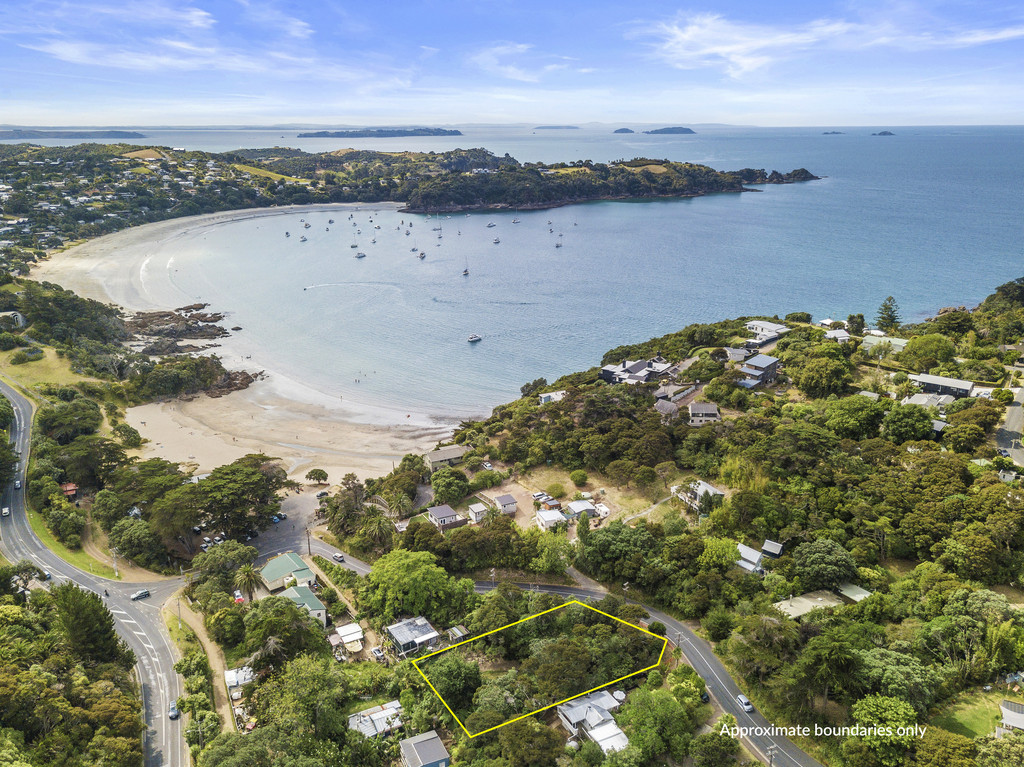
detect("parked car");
top-left (168, 702), bottom-right (179, 720)
top-left (316, 491), bottom-right (329, 498)
top-left (531, 492), bottom-right (546, 500)
top-left (191, 526), bottom-right (202, 535)
top-left (247, 529), bottom-right (259, 538)
top-left (482, 461), bottom-right (493, 470)
top-left (700, 690), bottom-right (710, 703)
top-left (200, 543), bottom-right (210, 551)
top-left (737, 694), bottom-right (754, 713)
top-left (130, 589), bottom-right (150, 601)
top-left (203, 536), bottom-right (212, 544)
top-left (332, 552), bottom-right (345, 562)
top-left (213, 536), bottom-right (223, 544)
top-left (371, 647), bottom-right (385, 662)
top-left (999, 448), bottom-right (1011, 457)
top-left (40, 570), bottom-right (51, 581)
top-left (277, 512), bottom-right (288, 520)
top-left (1, 507), bottom-right (9, 517)
top-left (271, 515), bottom-right (280, 523)
top-left (233, 590), bottom-right (245, 604)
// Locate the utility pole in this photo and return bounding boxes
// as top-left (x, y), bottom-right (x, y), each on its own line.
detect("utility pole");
top-left (306, 528), bottom-right (311, 556)
top-left (177, 598), bottom-right (182, 631)
top-left (111, 547), bottom-right (119, 578)
top-left (490, 568), bottom-right (496, 587)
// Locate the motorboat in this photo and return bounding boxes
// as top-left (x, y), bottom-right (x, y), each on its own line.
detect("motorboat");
top-left (468, 334), bottom-right (482, 342)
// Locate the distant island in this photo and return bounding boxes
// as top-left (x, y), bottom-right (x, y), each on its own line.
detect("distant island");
top-left (872, 131), bottom-right (895, 136)
top-left (822, 131), bottom-right (844, 135)
top-left (642, 127), bottom-right (696, 135)
top-left (297, 128), bottom-right (463, 138)
top-left (0, 129), bottom-right (145, 139)
top-left (534, 126), bottom-right (579, 130)
top-left (613, 128), bottom-right (635, 134)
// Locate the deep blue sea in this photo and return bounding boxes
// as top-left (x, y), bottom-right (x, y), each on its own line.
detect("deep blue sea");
top-left (19, 125), bottom-right (1024, 419)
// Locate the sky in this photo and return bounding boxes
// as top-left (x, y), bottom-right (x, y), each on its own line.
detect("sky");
top-left (2, 0), bottom-right (1023, 126)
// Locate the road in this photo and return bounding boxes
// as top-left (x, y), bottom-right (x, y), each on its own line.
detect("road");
top-left (0, 378), bottom-right (186, 767)
top-left (996, 386), bottom-right (1024, 465)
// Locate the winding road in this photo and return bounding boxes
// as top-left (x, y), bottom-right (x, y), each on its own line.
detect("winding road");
top-left (0, 374), bottom-right (824, 767)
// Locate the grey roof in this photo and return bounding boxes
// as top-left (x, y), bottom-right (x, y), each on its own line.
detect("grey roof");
top-left (745, 354), bottom-right (779, 368)
top-left (736, 543), bottom-right (761, 565)
top-left (837, 582), bottom-right (872, 602)
top-left (348, 700), bottom-right (403, 738)
top-left (724, 347), bottom-right (750, 361)
top-left (1002, 700), bottom-right (1024, 730)
top-left (932, 420), bottom-right (948, 433)
top-left (558, 690), bottom-right (621, 725)
top-left (909, 373), bottom-right (973, 390)
top-left (495, 493), bottom-right (517, 506)
top-left (762, 539), bottom-right (784, 556)
top-left (387, 616), bottom-right (439, 648)
top-left (857, 390), bottom-right (880, 400)
top-left (689, 402), bottom-right (720, 416)
top-left (427, 504), bottom-right (457, 521)
top-left (654, 400), bottom-right (679, 416)
top-left (426, 444), bottom-right (469, 461)
top-left (400, 730), bottom-right (450, 767)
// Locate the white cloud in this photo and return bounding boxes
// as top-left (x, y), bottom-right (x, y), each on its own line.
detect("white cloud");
top-left (470, 43), bottom-right (541, 82)
top-left (233, 0), bottom-right (313, 40)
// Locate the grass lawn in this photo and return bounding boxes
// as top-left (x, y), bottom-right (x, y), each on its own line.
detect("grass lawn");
top-left (930, 688), bottom-right (1016, 739)
top-left (163, 607), bottom-right (201, 656)
top-left (25, 506), bottom-right (120, 579)
top-left (519, 466), bottom-right (653, 517)
top-left (0, 347), bottom-right (102, 392)
top-left (231, 163), bottom-right (308, 184)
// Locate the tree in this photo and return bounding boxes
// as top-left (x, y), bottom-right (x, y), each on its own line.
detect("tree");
top-left (419, 652), bottom-right (481, 714)
top-left (825, 396), bottom-right (885, 440)
top-left (943, 423), bottom-right (986, 453)
top-left (702, 606), bottom-right (734, 642)
top-left (570, 470), bottom-right (588, 487)
top-left (876, 296), bottom-right (901, 333)
top-left (844, 695), bottom-right (917, 767)
top-left (915, 728), bottom-right (975, 767)
top-left (793, 538), bottom-right (857, 591)
top-left (358, 548), bottom-right (475, 626)
top-left (882, 404), bottom-right (934, 444)
top-left (251, 655), bottom-right (352, 741)
top-left (497, 717), bottom-right (564, 767)
top-left (521, 377), bottom-right (548, 398)
top-left (51, 582), bottom-right (135, 669)
top-left (207, 608), bottom-right (245, 647)
top-left (901, 333), bottom-right (956, 371)
top-left (304, 468), bottom-right (328, 484)
top-left (690, 730), bottom-right (740, 767)
top-left (796, 357), bottom-right (853, 399)
top-left (616, 688), bottom-right (693, 762)
top-left (234, 564), bottom-right (265, 602)
top-left (846, 313), bottom-right (866, 336)
top-left (429, 466), bottom-right (469, 506)
top-left (606, 459), bottom-right (637, 488)
top-left (243, 596), bottom-right (325, 670)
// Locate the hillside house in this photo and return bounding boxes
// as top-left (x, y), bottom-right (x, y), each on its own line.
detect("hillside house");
top-left (557, 690), bottom-right (629, 755)
top-left (736, 544), bottom-right (763, 574)
top-left (673, 480), bottom-right (725, 511)
top-left (348, 700), bottom-right (403, 738)
top-left (536, 508), bottom-right (567, 531)
top-left (426, 505), bottom-right (467, 531)
top-left (654, 399), bottom-right (680, 423)
top-left (737, 354), bottom-right (780, 389)
top-left (824, 328), bottom-right (851, 343)
top-left (425, 445), bottom-right (469, 471)
top-left (688, 402), bottom-right (721, 426)
top-left (386, 617), bottom-right (439, 657)
top-left (400, 730), bottom-right (451, 767)
top-left (280, 585), bottom-right (328, 627)
top-left (539, 390), bottom-right (567, 405)
top-left (909, 373), bottom-right (974, 398)
top-left (260, 552), bottom-right (316, 591)
top-left (494, 494), bottom-right (518, 515)
top-left (762, 540), bottom-right (784, 559)
top-left (599, 355), bottom-right (673, 385)
top-left (467, 503), bottom-right (489, 523)
top-left (861, 335), bottom-right (909, 354)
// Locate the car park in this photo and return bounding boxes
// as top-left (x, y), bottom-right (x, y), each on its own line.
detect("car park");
top-left (332, 552), bottom-right (345, 562)
top-left (737, 694), bottom-right (754, 713)
top-left (168, 702), bottom-right (179, 720)
top-left (130, 589), bottom-right (150, 601)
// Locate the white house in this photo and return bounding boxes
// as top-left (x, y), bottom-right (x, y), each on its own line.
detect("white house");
top-left (280, 585), bottom-right (328, 627)
top-left (494, 493), bottom-right (518, 515)
top-left (468, 502), bottom-right (489, 523)
top-left (536, 508), bottom-right (567, 531)
top-left (736, 544), bottom-right (763, 574)
top-left (348, 700), bottom-right (403, 738)
top-left (745, 320), bottom-right (789, 337)
top-left (557, 690), bottom-right (628, 755)
top-left (539, 390), bottom-right (567, 405)
top-left (673, 480), bottom-right (725, 511)
top-left (824, 328), bottom-right (851, 343)
top-left (426, 504), bottom-right (467, 531)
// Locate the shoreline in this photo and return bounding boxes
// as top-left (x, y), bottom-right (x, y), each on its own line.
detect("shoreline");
top-left (31, 202), bottom-right (462, 480)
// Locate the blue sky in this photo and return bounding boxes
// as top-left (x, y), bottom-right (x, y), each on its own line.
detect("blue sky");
top-left (2, 0), bottom-right (1023, 125)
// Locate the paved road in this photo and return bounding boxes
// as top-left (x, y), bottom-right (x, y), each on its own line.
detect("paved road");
top-left (0, 378), bottom-right (185, 767)
top-left (996, 386), bottom-right (1024, 465)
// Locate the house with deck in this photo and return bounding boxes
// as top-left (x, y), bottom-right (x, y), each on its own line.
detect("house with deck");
top-left (426, 504), bottom-right (467, 531)
top-left (673, 480), bottom-right (725, 511)
top-left (425, 445), bottom-right (470, 472)
top-left (400, 730), bottom-right (451, 767)
top-left (908, 373), bottom-right (974, 399)
top-left (539, 390), bottom-right (567, 405)
top-left (557, 690), bottom-right (629, 755)
top-left (599, 356), bottom-right (673, 385)
top-left (688, 402), bottom-right (721, 426)
top-left (737, 354), bottom-right (780, 389)
top-left (386, 617), bottom-right (440, 657)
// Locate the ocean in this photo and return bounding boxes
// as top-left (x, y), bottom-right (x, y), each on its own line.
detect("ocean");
top-left (24, 125), bottom-right (1024, 422)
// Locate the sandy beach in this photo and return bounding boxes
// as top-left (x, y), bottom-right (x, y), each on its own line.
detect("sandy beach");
top-left (32, 203), bottom-right (456, 481)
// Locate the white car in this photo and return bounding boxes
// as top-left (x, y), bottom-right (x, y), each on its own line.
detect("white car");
top-left (1, 507), bottom-right (8, 517)
top-left (482, 461), bottom-right (493, 470)
top-left (13, 480), bottom-right (20, 489)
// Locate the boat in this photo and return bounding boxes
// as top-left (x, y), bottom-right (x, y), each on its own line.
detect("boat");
top-left (493, 237), bottom-right (500, 244)
top-left (300, 218), bottom-right (305, 222)
top-left (486, 222), bottom-right (496, 228)
top-left (418, 252), bottom-right (426, 259)
top-left (299, 236), bottom-right (307, 242)
top-left (511, 218), bottom-right (520, 224)
top-left (547, 220), bottom-right (552, 225)
top-left (285, 231), bottom-right (290, 237)
top-left (468, 334), bottom-right (482, 342)
top-left (355, 252), bottom-right (366, 258)
top-left (304, 222), bottom-right (310, 229)
top-left (410, 246), bottom-right (419, 252)
top-left (374, 225), bottom-right (380, 229)
top-left (462, 268), bottom-right (469, 276)
top-left (328, 219), bottom-right (334, 224)
top-left (405, 230), bottom-right (410, 235)
top-left (555, 242), bottom-right (563, 248)
top-left (371, 238), bottom-right (376, 243)
top-left (326, 227), bottom-right (329, 231)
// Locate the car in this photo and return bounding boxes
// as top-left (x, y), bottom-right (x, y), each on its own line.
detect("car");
top-left (247, 529), bottom-right (259, 538)
top-left (168, 702), bottom-right (179, 720)
top-left (130, 589), bottom-right (150, 601)
top-left (1, 507), bottom-right (8, 517)
top-left (40, 570), bottom-right (51, 581)
top-left (371, 647), bottom-right (385, 662)
top-left (277, 512), bottom-right (287, 520)
top-left (316, 491), bottom-right (329, 498)
top-left (332, 552), bottom-right (345, 562)
top-left (191, 526), bottom-right (202, 535)
top-left (271, 515), bottom-right (280, 523)
top-left (200, 521), bottom-right (209, 529)
top-left (737, 694), bottom-right (754, 713)
top-left (203, 536), bottom-right (212, 544)
top-left (13, 480), bottom-right (20, 489)
top-left (213, 536), bottom-right (223, 544)
top-left (531, 492), bottom-right (546, 500)
top-left (233, 589), bottom-right (245, 604)
top-left (482, 461), bottom-right (493, 470)
top-left (700, 690), bottom-right (710, 703)
top-left (999, 448), bottom-right (1011, 457)
top-left (200, 543), bottom-right (210, 551)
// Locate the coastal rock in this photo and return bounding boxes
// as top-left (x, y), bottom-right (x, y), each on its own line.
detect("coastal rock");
top-left (204, 370), bottom-right (263, 398)
top-left (127, 310), bottom-right (229, 339)
top-left (642, 127), bottom-right (696, 135)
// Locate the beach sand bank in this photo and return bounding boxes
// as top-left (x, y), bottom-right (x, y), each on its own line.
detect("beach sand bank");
top-left (32, 203), bottom-right (457, 480)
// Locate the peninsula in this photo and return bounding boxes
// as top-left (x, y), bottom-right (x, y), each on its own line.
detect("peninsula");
top-left (0, 129), bottom-right (145, 139)
top-left (297, 128), bottom-right (462, 138)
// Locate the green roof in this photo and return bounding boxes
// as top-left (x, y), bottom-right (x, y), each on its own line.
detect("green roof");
top-left (281, 585), bottom-right (326, 613)
top-left (260, 552), bottom-right (308, 582)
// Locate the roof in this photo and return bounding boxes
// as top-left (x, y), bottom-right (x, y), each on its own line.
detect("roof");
top-left (567, 500), bottom-right (597, 514)
top-left (425, 444), bottom-right (469, 462)
top-left (400, 730), bottom-right (450, 767)
top-left (468, 502), bottom-right (488, 513)
top-left (774, 590), bottom-right (845, 618)
top-left (337, 623), bottom-right (365, 643)
top-left (260, 552), bottom-right (308, 583)
top-left (686, 479), bottom-right (724, 498)
top-left (736, 544), bottom-right (762, 565)
top-left (348, 700), bottom-right (403, 738)
top-left (857, 390), bottom-right (880, 400)
top-left (904, 392), bottom-right (955, 408)
top-left (932, 420), bottom-right (948, 433)
top-left (1002, 700), bottom-right (1024, 730)
top-left (745, 354), bottom-right (779, 368)
top-left (861, 335), bottom-right (909, 351)
top-left (689, 402), bottom-right (720, 416)
top-left (537, 508), bottom-right (566, 524)
top-left (587, 721), bottom-right (630, 754)
top-left (824, 329), bottom-right (850, 340)
top-left (224, 666), bottom-right (254, 688)
top-left (909, 373), bottom-right (973, 390)
top-left (654, 400), bottom-right (678, 416)
top-left (427, 504), bottom-right (457, 521)
top-left (837, 582), bottom-right (872, 602)
top-left (745, 320), bottom-right (788, 334)
top-left (762, 539), bottom-right (784, 556)
top-left (558, 690), bottom-right (621, 725)
top-left (280, 585), bottom-right (326, 613)
top-left (387, 616), bottom-right (439, 647)
top-left (495, 493), bottom-right (517, 506)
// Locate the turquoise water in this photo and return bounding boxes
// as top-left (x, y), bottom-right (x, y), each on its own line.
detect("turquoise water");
top-left (41, 125), bottom-right (1024, 419)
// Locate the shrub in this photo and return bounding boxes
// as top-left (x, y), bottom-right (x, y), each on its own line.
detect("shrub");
top-left (546, 482), bottom-right (565, 499)
top-left (570, 469), bottom-right (588, 487)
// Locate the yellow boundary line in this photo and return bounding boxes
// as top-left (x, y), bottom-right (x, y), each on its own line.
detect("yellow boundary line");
top-left (412, 599), bottom-right (667, 737)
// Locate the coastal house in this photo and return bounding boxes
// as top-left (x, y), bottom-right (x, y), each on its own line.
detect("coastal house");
top-left (260, 552), bottom-right (316, 592)
top-left (425, 445), bottom-right (470, 472)
top-left (494, 494), bottom-right (518, 515)
top-left (762, 540), bottom-right (785, 559)
top-left (386, 617), bottom-right (439, 657)
top-left (857, 390), bottom-right (881, 401)
top-left (688, 402), bottom-right (721, 426)
top-left (348, 700), bottom-right (403, 738)
top-left (654, 399), bottom-right (680, 423)
top-left (736, 544), bottom-right (763, 574)
top-left (1000, 700), bottom-right (1024, 733)
top-left (557, 690), bottom-right (629, 755)
top-left (541, 498), bottom-right (562, 511)
top-left (599, 356), bottom-right (673, 385)
top-left (724, 347), bottom-right (752, 363)
top-left (737, 354), bottom-right (780, 389)
top-left (400, 730), bottom-right (451, 767)
top-left (861, 335), bottom-right (909, 354)
top-left (909, 373), bottom-right (974, 398)
top-left (654, 382), bottom-right (695, 402)
top-left (837, 582), bottom-right (873, 603)
top-left (539, 390), bottom-right (568, 405)
top-left (902, 392), bottom-right (956, 410)
top-left (467, 502), bottom-right (490, 524)
top-left (536, 508), bottom-right (567, 531)
top-left (280, 585), bottom-right (328, 627)
top-left (745, 320), bottom-right (789, 337)
top-left (426, 504), bottom-right (467, 531)
top-left (824, 328), bottom-right (851, 343)
top-left (673, 480), bottom-right (725, 511)
top-left (932, 420), bottom-right (948, 439)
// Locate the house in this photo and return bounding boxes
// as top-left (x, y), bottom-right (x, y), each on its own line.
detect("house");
top-left (999, 469), bottom-right (1019, 483)
top-left (736, 544), bottom-right (763, 574)
top-left (818, 318), bottom-right (846, 329)
top-left (467, 502), bottom-right (489, 523)
top-left (447, 625), bottom-right (469, 642)
top-left (673, 480), bottom-right (725, 511)
top-left (857, 390), bottom-right (881, 401)
top-left (348, 700), bottom-right (403, 738)
top-left (224, 666), bottom-right (255, 689)
top-left (536, 508), bottom-right (567, 531)
top-left (400, 730), bottom-right (451, 767)
top-left (557, 690), bottom-right (629, 755)
top-left (737, 354), bottom-right (780, 389)
top-left (336, 623), bottom-right (365, 652)
top-left (909, 373), bottom-right (974, 398)
top-left (773, 590), bottom-right (846, 619)
top-left (745, 320), bottom-right (789, 338)
top-left (688, 402), bottom-right (721, 426)
top-left (723, 347), bottom-right (752, 363)
top-left (1000, 700), bottom-right (1024, 731)
top-left (386, 617), bottom-right (439, 656)
top-left (494, 493), bottom-right (518, 515)
top-left (60, 482), bottom-right (78, 499)
top-left (426, 504), bottom-right (467, 531)
top-left (654, 382), bottom-right (695, 402)
top-left (565, 500), bottom-right (597, 519)
top-left (280, 585), bottom-right (328, 626)
top-left (541, 498), bottom-right (562, 510)
top-left (861, 335), bottom-right (909, 354)
top-left (0, 311), bottom-right (25, 328)
top-left (424, 445), bottom-right (470, 471)
top-left (599, 356), bottom-right (673, 385)
top-left (260, 552), bottom-right (316, 591)
top-left (824, 328), bottom-right (851, 343)
top-left (931, 420), bottom-right (948, 438)
top-left (654, 399), bottom-right (679, 423)
top-left (539, 390), bottom-right (567, 405)
top-left (902, 392), bottom-right (955, 409)
top-left (762, 539), bottom-right (784, 559)
top-left (837, 582), bottom-right (872, 603)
